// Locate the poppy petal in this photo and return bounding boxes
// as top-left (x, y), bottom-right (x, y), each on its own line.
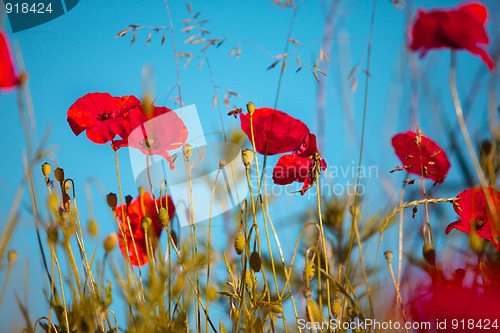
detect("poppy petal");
top-left (0, 31), bottom-right (18, 91)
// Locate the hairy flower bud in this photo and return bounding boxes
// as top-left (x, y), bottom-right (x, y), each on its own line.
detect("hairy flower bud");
top-left (331, 299), bottom-right (342, 318)
top-left (303, 262), bottom-right (316, 282)
top-left (270, 304), bottom-right (283, 314)
top-left (141, 217), bottom-right (152, 231)
top-left (242, 149), bottom-right (254, 167)
top-left (104, 233), bottom-right (117, 252)
top-left (249, 251), bottom-right (261, 272)
top-left (234, 232), bottom-right (245, 255)
top-left (306, 299), bottom-right (321, 323)
top-left (422, 243), bottom-right (436, 266)
top-left (244, 270), bottom-right (253, 290)
top-left (7, 250), bottom-right (17, 264)
top-left (158, 207), bottom-right (169, 229)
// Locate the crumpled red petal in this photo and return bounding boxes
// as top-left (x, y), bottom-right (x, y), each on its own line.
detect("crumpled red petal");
top-left (240, 107), bottom-right (310, 155)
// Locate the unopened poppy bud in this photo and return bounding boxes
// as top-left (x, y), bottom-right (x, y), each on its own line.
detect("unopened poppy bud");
top-left (469, 232), bottom-right (483, 253)
top-left (246, 102), bottom-right (255, 115)
top-left (42, 162), bottom-right (51, 177)
top-left (242, 149), bottom-right (253, 167)
top-left (158, 207), bottom-right (169, 228)
top-left (125, 195), bottom-right (133, 206)
top-left (384, 250), bottom-right (393, 262)
top-left (54, 167), bottom-right (64, 183)
top-left (249, 251), bottom-right (261, 272)
top-left (303, 262), bottom-right (316, 282)
top-left (104, 233), bottom-right (117, 252)
top-left (422, 243), bottom-right (436, 265)
top-left (234, 232), bottom-right (245, 255)
top-left (270, 304), bottom-right (283, 314)
top-left (106, 193), bottom-right (117, 209)
top-left (87, 219), bottom-right (98, 237)
top-left (244, 270), bottom-right (253, 290)
top-left (7, 250), bottom-right (17, 264)
top-left (141, 217), bottom-right (152, 231)
top-left (219, 159), bottom-right (227, 170)
top-left (331, 299), bottom-right (342, 318)
top-left (306, 299), bottom-right (321, 323)
top-left (47, 225), bottom-right (59, 246)
top-left (182, 143), bottom-right (193, 160)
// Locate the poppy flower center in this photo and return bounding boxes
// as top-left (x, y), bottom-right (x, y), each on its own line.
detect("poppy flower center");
top-left (140, 137), bottom-right (157, 150)
top-left (470, 215), bottom-right (487, 231)
top-left (98, 112), bottom-right (111, 121)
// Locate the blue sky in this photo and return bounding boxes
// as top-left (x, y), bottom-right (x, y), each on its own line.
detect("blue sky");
top-left (1, 0), bottom-right (499, 330)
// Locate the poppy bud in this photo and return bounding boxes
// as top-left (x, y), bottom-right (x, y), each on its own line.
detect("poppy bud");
top-left (170, 230), bottom-right (178, 247)
top-left (246, 102), bottom-right (255, 115)
top-left (384, 250), bottom-right (393, 262)
top-left (54, 167), bottom-right (64, 183)
top-left (182, 143), bottom-right (193, 160)
top-left (244, 270), bottom-right (253, 290)
top-left (270, 304), bottom-right (283, 314)
top-left (158, 207), bottom-right (169, 229)
top-left (303, 262), bottom-right (316, 282)
top-left (306, 299), bottom-right (321, 323)
top-left (242, 149), bottom-right (254, 167)
top-left (125, 195), bottom-right (133, 206)
top-left (331, 299), bottom-right (341, 318)
top-left (422, 243), bottom-right (436, 266)
top-left (87, 219), bottom-right (98, 237)
top-left (7, 250), bottom-right (17, 264)
top-left (469, 232), bottom-right (483, 253)
top-left (249, 251), bottom-right (261, 272)
top-left (234, 232), bottom-right (245, 255)
top-left (106, 193), bottom-right (117, 209)
top-left (42, 162), bottom-right (51, 177)
top-left (104, 233), bottom-right (117, 252)
top-left (47, 225), bottom-right (59, 246)
top-left (219, 159), bottom-right (227, 170)
top-left (141, 217), bottom-right (152, 231)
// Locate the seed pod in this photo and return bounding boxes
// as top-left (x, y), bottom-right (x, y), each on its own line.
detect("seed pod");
top-left (219, 160), bottom-right (227, 170)
top-left (246, 101), bottom-right (255, 115)
top-left (125, 195), bottom-right (133, 206)
top-left (87, 219), bottom-right (98, 237)
top-left (303, 287), bottom-right (312, 299)
top-left (303, 262), bottom-right (316, 282)
top-left (47, 225), bottom-right (59, 246)
top-left (7, 250), bottom-right (17, 264)
top-left (242, 149), bottom-right (254, 167)
top-left (306, 299), bottom-right (321, 323)
top-left (234, 232), bottom-right (245, 255)
top-left (104, 233), bottom-right (117, 252)
top-left (141, 217), bottom-right (152, 231)
top-left (422, 243), bottom-right (436, 266)
top-left (244, 270), bottom-right (253, 290)
top-left (182, 143), bottom-right (193, 160)
top-left (270, 304), bottom-right (283, 314)
top-left (42, 162), bottom-right (51, 177)
top-left (249, 251), bottom-right (261, 272)
top-left (384, 250), bottom-right (393, 262)
top-left (54, 167), bottom-right (64, 183)
top-left (158, 208), bottom-right (169, 228)
top-left (331, 299), bottom-right (342, 318)
top-left (106, 193), bottom-right (118, 209)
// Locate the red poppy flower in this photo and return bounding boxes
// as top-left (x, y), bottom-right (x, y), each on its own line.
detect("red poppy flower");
top-left (408, 2), bottom-right (495, 71)
top-left (0, 31), bottom-right (18, 91)
top-left (391, 131), bottom-right (451, 184)
top-left (115, 192), bottom-right (175, 266)
top-left (446, 187), bottom-right (500, 251)
top-left (272, 154), bottom-right (327, 195)
top-left (112, 105), bottom-right (188, 169)
top-left (67, 92), bottom-right (140, 144)
top-left (292, 133), bottom-right (320, 158)
top-left (240, 107), bottom-right (310, 155)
